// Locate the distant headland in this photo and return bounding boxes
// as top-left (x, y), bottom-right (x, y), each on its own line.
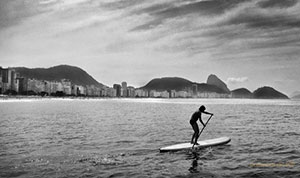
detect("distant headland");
top-left (0, 65), bottom-right (289, 99)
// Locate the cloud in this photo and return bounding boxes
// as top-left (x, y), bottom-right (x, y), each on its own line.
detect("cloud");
top-left (126, 0), bottom-right (300, 56)
top-left (39, 0), bottom-right (58, 5)
top-left (101, 0), bottom-right (148, 10)
top-left (227, 77), bottom-right (249, 84)
top-left (0, 0), bottom-right (43, 29)
top-left (50, 0), bottom-right (91, 9)
top-left (222, 6), bottom-right (300, 29)
top-left (258, 0), bottom-right (298, 9)
top-left (161, 0), bottom-right (300, 59)
top-left (131, 0), bottom-right (249, 31)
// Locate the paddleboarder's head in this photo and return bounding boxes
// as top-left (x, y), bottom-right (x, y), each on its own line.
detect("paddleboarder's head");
top-left (199, 105), bottom-right (206, 112)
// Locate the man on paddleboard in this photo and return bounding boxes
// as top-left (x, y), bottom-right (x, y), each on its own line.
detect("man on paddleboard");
top-left (190, 105), bottom-right (213, 145)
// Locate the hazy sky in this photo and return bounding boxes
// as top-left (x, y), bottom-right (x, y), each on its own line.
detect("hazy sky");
top-left (1, 0), bottom-right (300, 95)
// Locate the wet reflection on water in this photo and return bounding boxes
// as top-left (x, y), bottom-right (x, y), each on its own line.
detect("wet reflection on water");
top-left (189, 152), bottom-right (200, 173)
top-left (186, 149), bottom-right (204, 174)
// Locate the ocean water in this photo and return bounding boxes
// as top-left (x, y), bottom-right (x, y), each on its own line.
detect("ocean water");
top-left (0, 98), bottom-right (299, 178)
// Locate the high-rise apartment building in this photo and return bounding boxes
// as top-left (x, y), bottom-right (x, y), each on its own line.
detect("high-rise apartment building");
top-left (122, 82), bottom-right (127, 97)
top-left (192, 84), bottom-right (198, 96)
top-left (17, 77), bottom-right (27, 94)
top-left (0, 67), bottom-right (2, 94)
top-left (113, 84), bottom-right (121, 97)
top-left (0, 68), bottom-right (18, 93)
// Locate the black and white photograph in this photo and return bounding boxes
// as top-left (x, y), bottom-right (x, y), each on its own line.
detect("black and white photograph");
top-left (0, 0), bottom-right (300, 177)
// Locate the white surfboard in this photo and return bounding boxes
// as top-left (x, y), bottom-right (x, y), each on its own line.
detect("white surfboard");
top-left (159, 137), bottom-right (231, 152)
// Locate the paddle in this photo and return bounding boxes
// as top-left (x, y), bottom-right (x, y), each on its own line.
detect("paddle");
top-left (192, 114), bottom-right (213, 149)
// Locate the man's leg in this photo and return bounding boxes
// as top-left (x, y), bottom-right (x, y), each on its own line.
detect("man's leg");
top-left (191, 134), bottom-right (194, 144)
top-left (194, 133), bottom-right (200, 145)
top-left (192, 123), bottom-right (199, 145)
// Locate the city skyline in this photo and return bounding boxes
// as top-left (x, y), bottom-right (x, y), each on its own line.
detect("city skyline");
top-left (0, 64), bottom-right (290, 94)
top-left (0, 65), bottom-right (291, 100)
top-left (1, 0), bottom-right (300, 95)
top-left (0, 66), bottom-right (235, 98)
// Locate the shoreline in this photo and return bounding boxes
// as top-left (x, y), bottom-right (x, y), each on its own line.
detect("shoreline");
top-left (0, 95), bottom-right (296, 101)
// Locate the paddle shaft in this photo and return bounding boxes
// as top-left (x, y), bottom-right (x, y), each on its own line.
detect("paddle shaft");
top-left (192, 114), bottom-right (213, 148)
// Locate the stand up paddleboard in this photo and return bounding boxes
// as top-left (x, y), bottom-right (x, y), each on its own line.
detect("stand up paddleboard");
top-left (159, 137), bottom-right (231, 152)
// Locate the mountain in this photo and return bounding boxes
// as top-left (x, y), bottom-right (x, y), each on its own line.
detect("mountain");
top-left (207, 74), bottom-right (230, 93)
top-left (197, 83), bottom-right (228, 93)
top-left (140, 77), bottom-right (192, 91)
top-left (231, 88), bottom-right (253, 98)
top-left (14, 65), bottom-right (104, 87)
top-left (292, 94), bottom-right (300, 99)
top-left (140, 77), bottom-right (229, 93)
top-left (291, 91), bottom-right (300, 98)
top-left (253, 86), bottom-right (289, 99)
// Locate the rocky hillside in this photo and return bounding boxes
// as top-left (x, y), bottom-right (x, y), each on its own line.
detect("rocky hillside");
top-left (140, 77), bottom-right (229, 93)
top-left (253, 86), bottom-right (289, 99)
top-left (14, 65), bottom-right (104, 87)
top-left (207, 74), bottom-right (230, 93)
top-left (231, 88), bottom-right (253, 98)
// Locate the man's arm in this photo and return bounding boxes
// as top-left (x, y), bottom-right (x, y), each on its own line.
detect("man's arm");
top-left (203, 111), bottom-right (213, 116)
top-left (199, 118), bottom-right (205, 127)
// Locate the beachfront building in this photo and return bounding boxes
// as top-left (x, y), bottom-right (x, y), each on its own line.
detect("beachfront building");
top-left (61, 79), bottom-right (72, 95)
top-left (78, 85), bottom-right (86, 96)
top-left (149, 90), bottom-right (161, 98)
top-left (135, 89), bottom-right (148, 97)
top-left (71, 85), bottom-right (86, 96)
top-left (43, 81), bottom-right (51, 94)
top-left (1, 68), bottom-right (11, 93)
top-left (95, 86), bottom-right (101, 97)
top-left (192, 84), bottom-right (198, 96)
top-left (122, 82), bottom-right (127, 97)
top-left (86, 85), bottom-right (95, 96)
top-left (27, 79), bottom-right (45, 94)
top-left (113, 84), bottom-right (121, 97)
top-left (127, 86), bottom-right (135, 97)
top-left (161, 91), bottom-right (170, 98)
top-left (198, 92), bottom-right (230, 98)
top-left (100, 87), bottom-right (108, 97)
top-left (87, 85), bottom-right (102, 96)
top-left (106, 87), bottom-right (116, 97)
top-left (10, 69), bottom-right (19, 92)
top-left (170, 90), bottom-right (176, 98)
top-left (49, 81), bottom-right (63, 94)
top-left (71, 85), bottom-right (79, 96)
top-left (175, 91), bottom-right (188, 98)
top-left (0, 75), bottom-right (2, 94)
top-left (0, 67), bottom-right (19, 94)
top-left (17, 77), bottom-right (27, 94)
